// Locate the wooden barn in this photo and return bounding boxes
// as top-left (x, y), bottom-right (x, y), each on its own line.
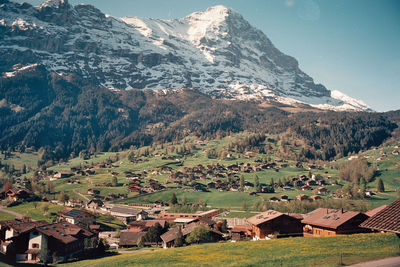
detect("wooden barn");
top-left (301, 208), bottom-right (370, 237)
top-left (246, 210), bottom-right (303, 240)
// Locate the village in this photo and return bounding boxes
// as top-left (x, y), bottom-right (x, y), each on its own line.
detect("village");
top-left (1, 182), bottom-right (399, 265)
top-left (1, 137), bottom-right (399, 265)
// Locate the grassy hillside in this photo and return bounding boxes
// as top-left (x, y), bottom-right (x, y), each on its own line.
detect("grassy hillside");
top-left (64, 233), bottom-right (400, 267)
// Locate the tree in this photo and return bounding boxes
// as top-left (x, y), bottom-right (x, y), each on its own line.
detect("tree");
top-left (185, 225), bottom-right (211, 244)
top-left (57, 191), bottom-right (69, 204)
top-left (254, 175), bottom-right (260, 192)
top-left (144, 223), bottom-right (163, 244)
top-left (112, 176), bottom-right (118, 187)
top-left (41, 203), bottom-right (49, 214)
top-left (174, 226), bottom-right (184, 247)
top-left (3, 181), bottom-right (12, 192)
top-left (377, 178), bottom-right (385, 192)
top-left (170, 192), bottom-right (178, 205)
top-left (240, 175), bottom-right (245, 192)
top-left (38, 236), bottom-right (51, 265)
top-left (269, 178), bottom-right (274, 186)
top-left (220, 219), bottom-right (228, 233)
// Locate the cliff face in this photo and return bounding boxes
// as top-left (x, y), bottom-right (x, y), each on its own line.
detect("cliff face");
top-left (0, 0), bottom-right (370, 111)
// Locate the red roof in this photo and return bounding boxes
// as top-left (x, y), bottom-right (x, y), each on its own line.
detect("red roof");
top-left (246, 210), bottom-right (284, 226)
top-left (360, 198), bottom-right (400, 233)
top-left (365, 205), bottom-right (388, 217)
top-left (301, 208), bottom-right (363, 229)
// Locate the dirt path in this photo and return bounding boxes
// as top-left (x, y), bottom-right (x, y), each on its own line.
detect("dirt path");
top-left (73, 189), bottom-right (90, 202)
top-left (348, 256), bottom-right (400, 267)
top-left (0, 205), bottom-right (24, 219)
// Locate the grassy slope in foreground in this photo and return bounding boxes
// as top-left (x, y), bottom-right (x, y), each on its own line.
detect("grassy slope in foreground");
top-left (65, 233), bottom-right (400, 267)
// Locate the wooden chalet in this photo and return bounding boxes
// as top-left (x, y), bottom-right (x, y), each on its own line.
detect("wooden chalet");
top-left (127, 220), bottom-right (168, 232)
top-left (119, 231), bottom-right (147, 247)
top-left (0, 218), bottom-right (96, 263)
top-left (6, 188), bottom-right (32, 201)
top-left (360, 198), bottom-right (400, 237)
top-left (246, 210), bottom-right (303, 240)
top-left (301, 208), bottom-right (370, 237)
top-left (230, 225), bottom-right (252, 241)
top-left (57, 209), bottom-right (95, 226)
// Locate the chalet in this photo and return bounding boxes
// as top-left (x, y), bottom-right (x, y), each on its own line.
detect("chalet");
top-left (315, 187), bottom-right (328, 194)
top-left (160, 223), bottom-right (223, 249)
top-left (230, 225), bottom-right (252, 241)
top-left (365, 205), bottom-right (388, 217)
top-left (207, 182), bottom-right (216, 189)
top-left (297, 194), bottom-right (309, 201)
top-left (127, 220), bottom-right (168, 232)
top-left (6, 188), bottom-right (32, 201)
top-left (23, 222), bottom-right (97, 262)
top-left (0, 218), bottom-right (96, 263)
top-left (306, 180), bottom-right (316, 186)
top-left (282, 186), bottom-right (293, 191)
top-left (109, 207), bottom-right (148, 224)
top-left (0, 218), bottom-right (48, 256)
top-left (246, 210), bottom-right (303, 240)
top-left (301, 185), bottom-right (312, 191)
top-left (119, 231), bottom-right (147, 247)
top-left (360, 198), bottom-right (400, 236)
top-left (53, 172), bottom-right (73, 179)
top-left (86, 199), bottom-right (104, 211)
top-left (281, 195), bottom-right (289, 201)
top-left (87, 188), bottom-right (100, 195)
top-left (311, 195), bottom-right (322, 201)
top-left (269, 197), bottom-right (280, 203)
top-left (57, 209), bottom-right (95, 226)
top-left (301, 208), bottom-right (370, 237)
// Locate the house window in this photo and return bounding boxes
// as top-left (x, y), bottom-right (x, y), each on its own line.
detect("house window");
top-left (32, 243), bottom-right (39, 248)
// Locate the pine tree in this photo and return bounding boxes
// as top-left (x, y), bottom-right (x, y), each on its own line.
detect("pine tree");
top-left (240, 175), bottom-right (245, 191)
top-left (220, 219), bottom-right (228, 233)
top-left (254, 175), bottom-right (260, 192)
top-left (38, 236), bottom-right (51, 265)
top-left (170, 192), bottom-right (178, 205)
top-left (269, 177), bottom-right (274, 186)
top-left (377, 178), bottom-right (385, 192)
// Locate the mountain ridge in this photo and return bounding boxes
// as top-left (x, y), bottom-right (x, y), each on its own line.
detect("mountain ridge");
top-left (0, 0), bottom-right (371, 111)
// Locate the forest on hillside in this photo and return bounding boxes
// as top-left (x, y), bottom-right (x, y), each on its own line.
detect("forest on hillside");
top-left (0, 66), bottom-right (398, 163)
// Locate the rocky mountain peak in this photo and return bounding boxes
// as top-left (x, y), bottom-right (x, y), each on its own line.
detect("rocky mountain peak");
top-left (0, 1), bottom-right (372, 111)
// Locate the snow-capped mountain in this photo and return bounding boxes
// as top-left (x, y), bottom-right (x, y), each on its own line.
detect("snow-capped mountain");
top-left (0, 0), bottom-right (371, 111)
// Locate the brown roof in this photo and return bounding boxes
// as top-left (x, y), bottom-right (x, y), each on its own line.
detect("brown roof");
top-left (246, 210), bottom-right (284, 226)
top-left (119, 231), bottom-right (146, 246)
top-left (161, 223), bottom-right (197, 244)
top-left (0, 218), bottom-right (48, 237)
top-left (360, 198), bottom-right (400, 233)
top-left (365, 205), bottom-right (388, 217)
top-left (35, 222), bottom-right (95, 244)
top-left (231, 225), bottom-right (252, 233)
top-left (301, 208), bottom-right (363, 229)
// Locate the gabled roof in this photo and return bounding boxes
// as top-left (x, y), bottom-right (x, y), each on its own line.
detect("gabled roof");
top-left (1, 218), bottom-right (48, 237)
top-left (365, 205), bottom-right (388, 217)
top-left (246, 210), bottom-right (284, 226)
top-left (119, 231), bottom-right (146, 246)
top-left (161, 223), bottom-right (198, 244)
top-left (35, 222), bottom-right (95, 244)
top-left (301, 208), bottom-right (363, 230)
top-left (360, 198), bottom-right (400, 233)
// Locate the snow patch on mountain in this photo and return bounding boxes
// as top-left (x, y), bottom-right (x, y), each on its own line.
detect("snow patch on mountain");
top-left (0, 1), bottom-right (372, 111)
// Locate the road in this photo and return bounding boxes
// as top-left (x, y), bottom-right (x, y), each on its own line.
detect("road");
top-left (0, 205), bottom-right (24, 219)
top-left (349, 256), bottom-right (400, 267)
top-left (72, 189), bottom-right (90, 201)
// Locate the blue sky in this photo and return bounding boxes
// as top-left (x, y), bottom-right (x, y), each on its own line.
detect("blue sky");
top-left (19, 0), bottom-right (400, 111)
